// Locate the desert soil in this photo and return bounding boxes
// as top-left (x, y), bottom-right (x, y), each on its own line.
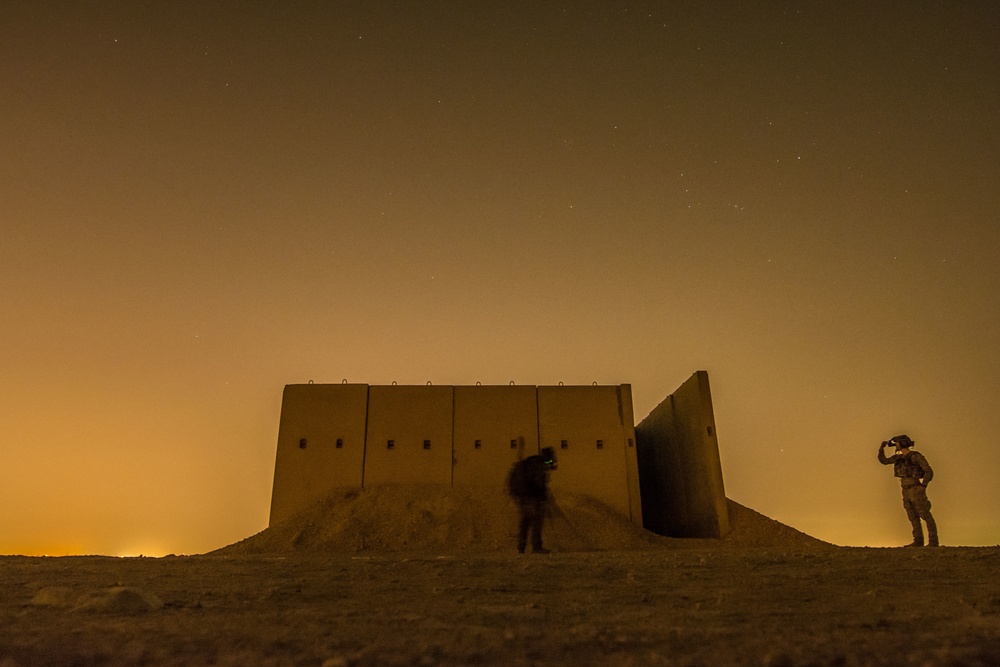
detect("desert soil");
top-left (2, 488), bottom-right (998, 666)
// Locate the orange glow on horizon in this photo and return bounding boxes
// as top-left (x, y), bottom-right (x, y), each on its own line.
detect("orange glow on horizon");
top-left (1, 2), bottom-right (997, 554)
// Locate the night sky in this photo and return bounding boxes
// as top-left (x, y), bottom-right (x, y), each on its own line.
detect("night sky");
top-left (2, 1), bottom-right (998, 556)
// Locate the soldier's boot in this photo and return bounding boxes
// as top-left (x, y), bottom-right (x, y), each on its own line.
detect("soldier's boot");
top-left (906, 524), bottom-right (924, 547)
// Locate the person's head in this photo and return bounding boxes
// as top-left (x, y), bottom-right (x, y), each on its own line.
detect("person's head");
top-left (890, 434), bottom-right (914, 451)
top-left (540, 447), bottom-right (557, 468)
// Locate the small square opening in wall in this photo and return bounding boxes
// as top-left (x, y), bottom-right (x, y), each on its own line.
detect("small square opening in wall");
top-left (510, 439), bottom-right (518, 449)
top-left (560, 439), bottom-right (568, 449)
top-left (299, 438), bottom-right (307, 449)
top-left (628, 437), bottom-right (634, 448)
top-left (707, 426), bottom-right (714, 436)
top-left (423, 439), bottom-right (431, 450)
top-left (336, 438), bottom-right (343, 449)
top-left (474, 439), bottom-right (482, 449)
top-left (596, 439), bottom-right (604, 449)
top-left (387, 439), bottom-right (395, 450)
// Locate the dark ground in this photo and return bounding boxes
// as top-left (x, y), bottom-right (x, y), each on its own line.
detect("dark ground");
top-left (2, 545), bottom-right (999, 666)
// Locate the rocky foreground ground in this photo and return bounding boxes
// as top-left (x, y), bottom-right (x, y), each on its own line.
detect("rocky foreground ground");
top-left (2, 489), bottom-right (997, 665)
top-left (2, 547), bottom-right (1000, 666)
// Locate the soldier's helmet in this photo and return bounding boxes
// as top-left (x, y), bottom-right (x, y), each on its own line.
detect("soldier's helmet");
top-left (890, 434), bottom-right (915, 449)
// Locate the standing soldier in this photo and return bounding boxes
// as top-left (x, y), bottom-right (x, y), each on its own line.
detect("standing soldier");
top-left (878, 434), bottom-right (939, 547)
top-left (507, 447), bottom-right (557, 554)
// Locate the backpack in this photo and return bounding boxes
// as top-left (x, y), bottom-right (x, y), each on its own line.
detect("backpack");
top-left (507, 459), bottom-right (529, 498)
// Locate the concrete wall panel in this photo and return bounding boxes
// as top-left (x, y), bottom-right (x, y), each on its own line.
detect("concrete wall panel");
top-left (635, 371), bottom-right (728, 537)
top-left (363, 385), bottom-right (454, 486)
top-left (269, 383), bottom-right (369, 526)
top-left (538, 385), bottom-right (639, 523)
top-left (452, 385), bottom-right (539, 487)
top-left (635, 392), bottom-right (674, 535)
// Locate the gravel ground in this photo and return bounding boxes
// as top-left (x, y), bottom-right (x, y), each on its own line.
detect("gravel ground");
top-left (3, 546), bottom-right (1000, 666)
top-left (3, 489), bottom-right (996, 666)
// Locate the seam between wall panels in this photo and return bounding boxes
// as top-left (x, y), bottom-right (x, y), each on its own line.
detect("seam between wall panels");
top-left (618, 385), bottom-right (634, 523)
top-left (450, 386), bottom-right (455, 487)
top-left (534, 387), bottom-right (541, 459)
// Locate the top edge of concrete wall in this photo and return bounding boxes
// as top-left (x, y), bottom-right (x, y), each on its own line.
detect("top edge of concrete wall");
top-left (284, 383), bottom-right (632, 388)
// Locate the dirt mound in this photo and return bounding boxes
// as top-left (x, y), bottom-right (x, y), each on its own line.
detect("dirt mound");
top-left (216, 485), bottom-right (663, 555)
top-left (215, 486), bottom-right (828, 555)
top-left (720, 499), bottom-right (829, 549)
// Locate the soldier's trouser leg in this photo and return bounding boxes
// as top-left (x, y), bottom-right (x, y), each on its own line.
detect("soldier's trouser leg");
top-left (924, 512), bottom-right (939, 546)
top-left (517, 500), bottom-right (544, 552)
top-left (901, 487), bottom-right (924, 546)
top-left (527, 500), bottom-right (544, 551)
top-left (517, 502), bottom-right (531, 553)
top-left (904, 485), bottom-right (938, 546)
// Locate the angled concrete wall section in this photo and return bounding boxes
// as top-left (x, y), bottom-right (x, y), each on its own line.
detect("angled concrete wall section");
top-left (363, 385), bottom-right (454, 487)
top-left (269, 383), bottom-right (369, 526)
top-left (539, 385), bottom-right (642, 525)
top-left (453, 385), bottom-right (539, 487)
top-left (635, 371), bottom-right (729, 538)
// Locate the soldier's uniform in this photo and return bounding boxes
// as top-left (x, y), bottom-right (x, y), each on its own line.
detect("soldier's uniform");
top-left (878, 435), bottom-right (938, 547)
top-left (508, 447), bottom-right (556, 554)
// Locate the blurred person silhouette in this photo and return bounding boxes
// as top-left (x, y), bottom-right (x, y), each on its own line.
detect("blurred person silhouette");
top-left (878, 434), bottom-right (939, 547)
top-left (507, 446), bottom-right (557, 554)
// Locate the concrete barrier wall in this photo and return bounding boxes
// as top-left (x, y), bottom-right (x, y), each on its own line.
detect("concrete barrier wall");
top-left (670, 372), bottom-right (728, 536)
top-left (269, 382), bottom-right (673, 532)
top-left (452, 385), bottom-right (539, 487)
top-left (539, 385), bottom-right (641, 525)
top-left (634, 390), bottom-right (676, 536)
top-left (269, 383), bottom-right (369, 526)
top-left (363, 385), bottom-right (455, 487)
top-left (635, 371), bottom-right (729, 537)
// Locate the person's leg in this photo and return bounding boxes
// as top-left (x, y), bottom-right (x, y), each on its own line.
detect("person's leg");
top-left (910, 486), bottom-right (938, 546)
top-left (529, 500), bottom-right (545, 552)
top-left (517, 501), bottom-right (531, 553)
top-left (902, 487), bottom-right (924, 546)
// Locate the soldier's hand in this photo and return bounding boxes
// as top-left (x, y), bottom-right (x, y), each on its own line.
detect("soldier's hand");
top-left (880, 441), bottom-right (888, 449)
